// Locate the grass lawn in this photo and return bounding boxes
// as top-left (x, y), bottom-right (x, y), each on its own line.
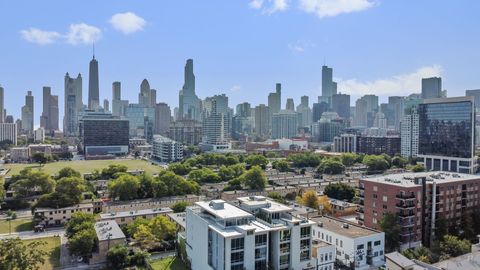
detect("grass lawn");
top-left (23, 236), bottom-right (61, 270)
top-left (149, 256), bottom-right (189, 270)
top-left (0, 218), bottom-right (33, 234)
top-left (2, 158), bottom-right (162, 176)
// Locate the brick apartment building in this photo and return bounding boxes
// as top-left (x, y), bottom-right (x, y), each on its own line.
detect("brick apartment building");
top-left (357, 172), bottom-right (480, 250)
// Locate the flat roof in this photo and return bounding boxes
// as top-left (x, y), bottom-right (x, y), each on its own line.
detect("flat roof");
top-left (35, 203), bottom-right (94, 213)
top-left (310, 216), bottom-right (382, 238)
top-left (362, 172), bottom-right (479, 187)
top-left (433, 251), bottom-right (480, 270)
top-left (167, 212), bottom-right (186, 228)
top-left (237, 196), bottom-right (293, 213)
top-left (94, 220), bottom-right (125, 241)
top-left (196, 200), bottom-right (253, 219)
top-left (99, 207), bottom-right (172, 219)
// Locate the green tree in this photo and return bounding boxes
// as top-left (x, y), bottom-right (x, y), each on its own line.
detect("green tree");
top-left (168, 163), bottom-right (191, 175)
top-left (171, 201), bottom-right (188, 213)
top-left (439, 235), bottom-right (471, 260)
top-left (68, 228), bottom-right (97, 259)
top-left (267, 192), bottom-right (286, 204)
top-left (287, 152), bottom-right (322, 168)
top-left (402, 246), bottom-right (432, 264)
top-left (156, 171), bottom-right (200, 196)
top-left (0, 238), bottom-right (48, 270)
top-left (108, 174), bottom-right (140, 200)
top-left (65, 212), bottom-right (96, 237)
top-left (149, 216), bottom-right (177, 241)
top-left (31, 152), bottom-right (51, 166)
top-left (10, 169), bottom-right (55, 199)
top-left (240, 166), bottom-right (267, 190)
top-left (106, 245), bottom-right (129, 269)
top-left (392, 156), bottom-right (408, 168)
top-left (379, 212), bottom-right (401, 252)
top-left (138, 174), bottom-right (155, 199)
top-left (35, 176), bottom-right (88, 208)
top-left (363, 155), bottom-right (390, 174)
top-left (55, 167), bottom-right (81, 180)
top-left (297, 190), bottom-right (319, 209)
top-left (341, 153), bottom-right (358, 167)
top-left (123, 218), bottom-right (150, 238)
top-left (317, 158), bottom-right (345, 175)
top-left (101, 164), bottom-right (128, 179)
top-left (272, 160), bottom-right (291, 172)
top-left (459, 213), bottom-right (475, 241)
top-left (323, 183), bottom-right (356, 202)
top-left (188, 168), bottom-right (221, 183)
top-left (245, 154), bottom-right (269, 169)
top-left (224, 178), bottom-right (243, 191)
top-left (411, 164), bottom-right (425, 172)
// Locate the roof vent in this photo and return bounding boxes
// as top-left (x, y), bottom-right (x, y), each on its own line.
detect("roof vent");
top-left (209, 200), bottom-right (225, 210)
top-left (342, 223), bottom-right (349, 229)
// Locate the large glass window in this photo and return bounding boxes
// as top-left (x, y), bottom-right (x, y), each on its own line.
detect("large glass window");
top-left (231, 251), bottom-right (244, 264)
top-left (280, 230), bottom-right (291, 242)
top-left (231, 237), bottom-right (244, 251)
top-left (300, 226), bottom-right (311, 238)
top-left (255, 234), bottom-right (267, 246)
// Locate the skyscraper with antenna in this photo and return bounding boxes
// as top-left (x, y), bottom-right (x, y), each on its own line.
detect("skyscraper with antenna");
top-left (88, 43), bottom-right (99, 110)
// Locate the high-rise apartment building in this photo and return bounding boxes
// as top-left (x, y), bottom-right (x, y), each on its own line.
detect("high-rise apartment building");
top-left (168, 119), bottom-right (202, 145)
top-left (21, 91), bottom-right (34, 134)
top-left (179, 59), bottom-right (202, 121)
top-left (254, 104), bottom-right (270, 139)
top-left (88, 54), bottom-right (99, 110)
top-left (40, 87), bottom-right (59, 134)
top-left (150, 89), bottom-right (157, 108)
top-left (155, 102), bottom-right (171, 136)
top-left (296, 96), bottom-right (312, 128)
top-left (271, 110), bottom-right (297, 139)
top-left (354, 95), bottom-right (378, 128)
top-left (202, 96), bottom-right (231, 150)
top-left (125, 104), bottom-right (155, 141)
top-left (465, 89), bottom-right (480, 106)
top-left (358, 172), bottom-right (480, 249)
top-left (63, 72), bottom-right (83, 136)
top-left (333, 134), bottom-right (357, 153)
top-left (111, 82), bottom-right (128, 117)
top-left (103, 99), bottom-right (109, 112)
top-left (235, 102), bottom-right (251, 117)
top-left (421, 77), bottom-right (442, 99)
top-left (268, 83), bottom-right (282, 115)
top-left (331, 93), bottom-right (350, 119)
top-left (417, 97), bottom-right (476, 173)
top-left (0, 86), bottom-right (4, 123)
top-left (400, 106), bottom-right (419, 158)
top-left (311, 112), bottom-right (345, 143)
top-left (388, 96), bottom-right (405, 130)
top-left (285, 98), bottom-right (295, 111)
top-left (0, 123), bottom-right (17, 145)
top-left (357, 136), bottom-right (401, 157)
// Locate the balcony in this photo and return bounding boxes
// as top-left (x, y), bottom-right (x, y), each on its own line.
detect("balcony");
top-left (396, 203), bottom-right (416, 209)
top-left (398, 211), bottom-right (415, 218)
top-left (396, 193), bottom-right (416, 200)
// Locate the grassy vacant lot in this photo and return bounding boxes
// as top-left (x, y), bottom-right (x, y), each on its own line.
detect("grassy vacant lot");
top-left (149, 256), bottom-right (189, 270)
top-left (0, 218), bottom-right (33, 234)
top-left (23, 236), bottom-right (61, 270)
top-left (2, 158), bottom-right (161, 176)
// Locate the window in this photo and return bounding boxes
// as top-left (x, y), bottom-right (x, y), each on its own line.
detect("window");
top-left (300, 249), bottom-right (310, 261)
top-left (255, 234), bottom-right (267, 246)
top-left (383, 195), bottom-right (388, 202)
top-left (231, 251), bottom-right (244, 263)
top-left (280, 243), bottom-right (290, 254)
top-left (280, 230), bottom-right (291, 241)
top-left (279, 254), bottom-right (290, 266)
top-left (374, 240), bottom-right (381, 246)
top-left (300, 227), bottom-right (311, 238)
top-left (340, 240), bottom-right (343, 248)
top-left (231, 237), bottom-right (244, 251)
top-left (255, 247), bottom-right (267, 259)
top-left (300, 239), bottom-right (310, 250)
top-left (357, 244), bottom-right (364, 250)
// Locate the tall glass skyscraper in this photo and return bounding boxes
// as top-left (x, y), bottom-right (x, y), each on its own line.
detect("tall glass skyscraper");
top-left (417, 96), bottom-right (476, 173)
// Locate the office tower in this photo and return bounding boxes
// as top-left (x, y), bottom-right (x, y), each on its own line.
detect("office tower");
top-left (322, 65), bottom-right (334, 98)
top-left (40, 87), bottom-right (59, 133)
top-left (285, 98), bottom-right (295, 111)
top-left (179, 59), bottom-right (202, 121)
top-left (202, 97), bottom-right (230, 149)
top-left (138, 79), bottom-right (151, 106)
top-left (271, 110), bottom-right (297, 139)
top-left (400, 106), bottom-right (419, 158)
top-left (186, 197), bottom-right (315, 270)
top-left (354, 95), bottom-right (378, 128)
top-left (112, 82), bottom-right (128, 117)
top-left (417, 97), bottom-right (476, 173)
top-left (296, 96), bottom-right (312, 128)
top-left (311, 112), bottom-right (345, 143)
top-left (152, 135), bottom-right (183, 162)
top-left (0, 86), bottom-right (4, 122)
top-left (331, 93), bottom-right (350, 119)
top-left (80, 113), bottom-right (129, 159)
top-left (232, 115), bottom-right (253, 140)
top-left (359, 173), bottom-right (480, 248)
top-left (168, 120), bottom-right (202, 145)
top-left (0, 123), bottom-right (17, 145)
top-left (88, 54), bottom-right (99, 110)
top-left (103, 99), bottom-right (109, 112)
top-left (421, 77), bottom-right (442, 99)
top-left (64, 72), bottom-right (83, 136)
top-left (5, 116), bottom-right (13, 124)
top-left (388, 96), bottom-right (405, 130)
top-left (254, 104), bottom-right (270, 138)
top-left (236, 102), bottom-right (251, 117)
top-left (312, 102), bottom-right (329, 123)
top-left (373, 112), bottom-right (387, 128)
top-left (466, 89), bottom-right (480, 107)
top-left (155, 102), bottom-right (171, 136)
top-left (150, 89), bottom-right (157, 107)
top-left (112, 81), bottom-right (121, 100)
top-left (21, 91), bottom-right (34, 134)
top-left (125, 104), bottom-right (155, 141)
top-left (267, 83), bottom-right (282, 115)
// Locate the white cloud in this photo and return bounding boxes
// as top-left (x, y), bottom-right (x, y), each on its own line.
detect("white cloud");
top-left (65, 23), bottom-right (102, 45)
top-left (338, 65), bottom-right (443, 97)
top-left (288, 40), bottom-right (315, 52)
top-left (298, 0), bottom-right (376, 18)
top-left (249, 0), bottom-right (289, 14)
top-left (109, 12), bottom-right (146, 34)
top-left (20, 28), bottom-right (61, 45)
top-left (230, 85), bottom-right (242, 92)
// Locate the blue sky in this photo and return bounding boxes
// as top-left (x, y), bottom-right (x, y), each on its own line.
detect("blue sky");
top-left (0, 0), bottom-right (479, 124)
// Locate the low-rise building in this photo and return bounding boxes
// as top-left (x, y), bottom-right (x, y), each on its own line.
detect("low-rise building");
top-left (312, 239), bottom-right (336, 270)
top-left (329, 199), bottom-right (357, 217)
top-left (99, 207), bottom-right (172, 226)
top-left (90, 220), bottom-right (126, 264)
top-left (152, 135), bottom-right (183, 162)
top-left (102, 195), bottom-right (202, 213)
top-left (311, 215), bottom-right (385, 269)
top-left (34, 203), bottom-right (94, 227)
top-left (10, 147), bottom-right (29, 162)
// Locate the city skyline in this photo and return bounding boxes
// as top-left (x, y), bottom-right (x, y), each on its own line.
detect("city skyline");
top-left (1, 1), bottom-right (480, 124)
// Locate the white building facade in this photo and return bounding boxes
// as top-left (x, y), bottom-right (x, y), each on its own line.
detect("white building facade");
top-left (152, 135), bottom-right (183, 162)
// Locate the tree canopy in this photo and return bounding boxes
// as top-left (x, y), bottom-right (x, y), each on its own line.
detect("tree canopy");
top-left (317, 158), bottom-right (345, 175)
top-left (0, 238), bottom-right (48, 270)
top-left (287, 152), bottom-right (322, 168)
top-left (297, 190), bottom-right (319, 209)
top-left (363, 155), bottom-right (390, 174)
top-left (240, 166), bottom-right (267, 190)
top-left (379, 212), bottom-right (401, 252)
top-left (323, 183), bottom-right (355, 202)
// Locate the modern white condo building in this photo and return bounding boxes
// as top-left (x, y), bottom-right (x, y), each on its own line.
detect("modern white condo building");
top-left (186, 196), bottom-right (316, 270)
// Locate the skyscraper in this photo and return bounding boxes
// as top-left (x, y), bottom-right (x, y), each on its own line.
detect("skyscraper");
top-left (63, 72), bottom-right (83, 136)
top-left (417, 96), bottom-right (476, 173)
top-left (40, 86), bottom-right (59, 133)
top-left (400, 106), bottom-right (419, 158)
top-left (267, 83), bottom-right (282, 115)
top-left (112, 81), bottom-right (128, 117)
top-left (178, 59), bottom-right (201, 121)
top-left (139, 79), bottom-right (151, 106)
top-left (21, 91), bottom-right (34, 134)
top-left (88, 54), bottom-right (99, 110)
top-left (421, 77), bottom-right (442, 99)
top-left (354, 95), bottom-right (378, 127)
top-left (322, 65), bottom-right (334, 98)
top-left (254, 104), bottom-right (270, 138)
top-left (312, 102), bottom-right (329, 123)
top-left (155, 102), bottom-right (171, 136)
top-left (271, 110), bottom-right (297, 139)
top-left (331, 93), bottom-right (350, 119)
top-left (0, 86), bottom-right (4, 123)
top-left (112, 81), bottom-right (121, 101)
top-left (236, 102), bottom-right (251, 117)
top-left (103, 99), bottom-right (109, 112)
top-left (387, 96), bottom-right (405, 130)
top-left (296, 96), bottom-right (312, 128)
top-left (150, 89), bottom-right (157, 107)
top-left (285, 98), bottom-right (294, 111)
